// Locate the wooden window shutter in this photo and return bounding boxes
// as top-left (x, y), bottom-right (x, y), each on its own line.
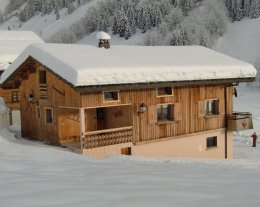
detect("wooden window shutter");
top-left (148, 105), bottom-right (157, 123)
top-left (197, 101), bottom-right (205, 118)
top-left (218, 99), bottom-right (225, 115)
top-left (174, 103), bottom-right (182, 121)
top-left (214, 100), bottom-right (220, 115)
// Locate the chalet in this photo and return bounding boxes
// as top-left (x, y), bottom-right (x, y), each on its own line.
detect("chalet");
top-left (0, 30), bottom-right (44, 123)
top-left (0, 43), bottom-right (256, 158)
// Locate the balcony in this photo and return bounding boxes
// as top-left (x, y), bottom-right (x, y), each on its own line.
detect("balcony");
top-left (227, 112), bottom-right (253, 131)
top-left (82, 126), bottom-right (133, 149)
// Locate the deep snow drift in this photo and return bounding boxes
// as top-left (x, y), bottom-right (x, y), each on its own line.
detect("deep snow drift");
top-left (0, 86), bottom-right (260, 207)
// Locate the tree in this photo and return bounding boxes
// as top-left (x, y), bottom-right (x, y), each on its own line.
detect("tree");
top-left (67, 2), bottom-right (76, 14)
top-left (55, 5), bottom-right (60, 20)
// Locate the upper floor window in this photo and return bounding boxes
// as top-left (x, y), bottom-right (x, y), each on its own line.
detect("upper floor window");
top-left (39, 71), bottom-right (47, 84)
top-left (205, 99), bottom-right (219, 115)
top-left (103, 91), bottom-right (119, 101)
top-left (157, 87), bottom-right (173, 96)
top-left (157, 104), bottom-right (173, 122)
top-left (39, 71), bottom-right (48, 99)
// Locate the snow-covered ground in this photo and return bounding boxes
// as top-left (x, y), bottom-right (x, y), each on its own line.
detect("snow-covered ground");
top-left (0, 86), bottom-right (260, 207)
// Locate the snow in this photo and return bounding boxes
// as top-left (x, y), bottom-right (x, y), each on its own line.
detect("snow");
top-left (78, 31), bottom-right (145, 46)
top-left (0, 44), bottom-right (256, 87)
top-left (96, 31), bottom-right (111, 40)
top-left (0, 0), bottom-right (8, 13)
top-left (0, 30), bottom-right (44, 70)
top-left (0, 97), bottom-right (9, 130)
top-left (0, 86), bottom-right (260, 206)
top-left (214, 17), bottom-right (260, 65)
top-left (0, 1), bottom-right (96, 41)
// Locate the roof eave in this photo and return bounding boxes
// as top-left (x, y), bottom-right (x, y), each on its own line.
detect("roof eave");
top-left (75, 77), bottom-right (256, 92)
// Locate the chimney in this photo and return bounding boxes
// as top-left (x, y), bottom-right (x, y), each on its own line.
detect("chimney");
top-left (96, 31), bottom-right (111, 49)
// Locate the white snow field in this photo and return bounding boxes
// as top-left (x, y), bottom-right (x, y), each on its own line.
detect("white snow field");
top-left (0, 85), bottom-right (260, 207)
top-left (214, 17), bottom-right (260, 65)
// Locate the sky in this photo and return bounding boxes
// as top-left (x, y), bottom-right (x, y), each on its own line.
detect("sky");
top-left (0, 0), bottom-right (9, 13)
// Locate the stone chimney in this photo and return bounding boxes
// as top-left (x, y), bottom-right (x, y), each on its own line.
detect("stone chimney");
top-left (96, 31), bottom-right (111, 49)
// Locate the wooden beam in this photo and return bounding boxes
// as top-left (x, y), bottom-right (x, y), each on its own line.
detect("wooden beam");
top-left (79, 108), bottom-right (85, 150)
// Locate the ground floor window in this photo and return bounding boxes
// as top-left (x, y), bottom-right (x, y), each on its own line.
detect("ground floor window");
top-left (207, 136), bottom-right (217, 148)
top-left (45, 108), bottom-right (53, 124)
top-left (121, 147), bottom-right (132, 155)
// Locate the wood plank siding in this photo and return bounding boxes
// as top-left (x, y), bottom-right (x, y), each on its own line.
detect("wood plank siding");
top-left (19, 65), bottom-right (81, 144)
top-left (81, 86), bottom-right (233, 144)
top-left (14, 60), bottom-right (233, 146)
top-left (0, 88), bottom-right (20, 110)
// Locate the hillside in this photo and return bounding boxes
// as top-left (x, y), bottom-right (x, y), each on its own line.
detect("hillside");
top-left (0, 0), bottom-right (95, 40)
top-left (0, 0), bottom-right (260, 69)
top-left (214, 17), bottom-right (260, 65)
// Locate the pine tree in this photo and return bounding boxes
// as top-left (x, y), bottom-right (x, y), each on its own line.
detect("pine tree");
top-left (55, 6), bottom-right (60, 20)
top-left (67, 2), bottom-right (75, 14)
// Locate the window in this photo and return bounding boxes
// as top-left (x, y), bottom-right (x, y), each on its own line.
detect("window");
top-left (36, 106), bottom-right (41, 119)
top-left (121, 147), bottom-right (132, 155)
top-left (45, 108), bottom-right (53, 124)
top-left (205, 99), bottom-right (219, 115)
top-left (39, 71), bottom-right (47, 84)
top-left (39, 71), bottom-right (48, 99)
top-left (207, 136), bottom-right (217, 148)
top-left (104, 91), bottom-right (119, 101)
top-left (157, 87), bottom-right (173, 96)
top-left (157, 104), bottom-right (173, 122)
top-left (12, 91), bottom-right (20, 103)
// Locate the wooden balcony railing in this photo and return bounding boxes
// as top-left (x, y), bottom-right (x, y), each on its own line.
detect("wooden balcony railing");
top-left (227, 112), bottom-right (253, 131)
top-left (82, 126), bottom-right (133, 149)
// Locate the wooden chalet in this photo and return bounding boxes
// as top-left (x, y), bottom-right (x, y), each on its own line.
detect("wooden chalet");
top-left (0, 44), bottom-right (256, 158)
top-left (0, 30), bottom-right (44, 123)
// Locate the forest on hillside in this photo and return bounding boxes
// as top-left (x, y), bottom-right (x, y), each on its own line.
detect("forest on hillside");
top-left (0, 0), bottom-right (260, 85)
top-left (1, 0), bottom-right (260, 47)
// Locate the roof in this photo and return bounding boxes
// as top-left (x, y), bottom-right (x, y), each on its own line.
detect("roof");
top-left (0, 30), bottom-right (44, 70)
top-left (0, 43), bottom-right (257, 88)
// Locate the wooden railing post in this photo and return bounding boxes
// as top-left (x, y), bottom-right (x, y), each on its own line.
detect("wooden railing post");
top-left (79, 108), bottom-right (85, 149)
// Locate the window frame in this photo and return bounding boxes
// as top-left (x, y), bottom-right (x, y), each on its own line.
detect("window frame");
top-left (103, 91), bottom-right (120, 102)
top-left (45, 107), bottom-right (53, 124)
top-left (205, 99), bottom-right (219, 116)
top-left (39, 70), bottom-right (47, 84)
top-left (156, 104), bottom-right (174, 122)
top-left (206, 136), bottom-right (217, 149)
top-left (156, 87), bottom-right (173, 97)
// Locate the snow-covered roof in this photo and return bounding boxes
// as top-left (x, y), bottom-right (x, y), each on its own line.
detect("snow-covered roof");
top-left (96, 31), bottom-right (111, 40)
top-left (0, 30), bottom-right (44, 70)
top-left (0, 44), bottom-right (257, 87)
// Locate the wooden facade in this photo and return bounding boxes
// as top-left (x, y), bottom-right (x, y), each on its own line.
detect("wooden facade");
top-left (1, 58), bottom-right (237, 157)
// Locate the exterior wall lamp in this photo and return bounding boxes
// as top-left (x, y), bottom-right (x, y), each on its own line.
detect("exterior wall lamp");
top-left (138, 103), bottom-right (147, 115)
top-left (28, 93), bottom-right (34, 102)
